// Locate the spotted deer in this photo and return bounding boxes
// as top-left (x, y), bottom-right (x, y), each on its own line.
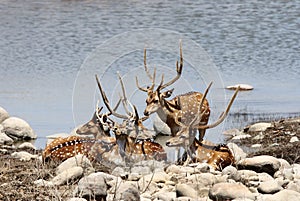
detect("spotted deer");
top-left (96, 73), bottom-right (167, 162)
top-left (136, 41), bottom-right (210, 142)
top-left (165, 83), bottom-right (239, 170)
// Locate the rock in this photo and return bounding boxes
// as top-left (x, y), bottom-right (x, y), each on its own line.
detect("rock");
top-left (247, 122), bottom-right (272, 132)
top-left (222, 165), bottom-right (238, 180)
top-left (75, 172), bottom-right (117, 200)
top-left (258, 172), bottom-right (274, 182)
top-left (138, 171), bottom-right (170, 192)
top-left (278, 158), bottom-right (291, 170)
top-left (0, 107), bottom-right (9, 123)
top-left (113, 181), bottom-right (140, 201)
top-left (68, 198), bottom-right (87, 201)
top-left (209, 182), bottom-right (255, 200)
top-left (176, 183), bottom-right (198, 198)
top-left (51, 166), bottom-right (83, 186)
top-left (2, 117), bottom-right (36, 140)
top-left (154, 191), bottom-right (176, 201)
top-left (286, 180), bottom-right (300, 193)
top-left (195, 163), bottom-right (213, 173)
top-left (227, 142), bottom-right (247, 163)
top-left (226, 84), bottom-right (254, 91)
top-left (223, 128), bottom-right (242, 137)
top-left (131, 166), bottom-right (152, 176)
top-left (262, 189), bottom-right (300, 201)
top-left (111, 166), bottom-right (127, 178)
top-left (133, 160), bottom-right (166, 172)
top-left (153, 115), bottom-right (171, 135)
top-left (258, 180), bottom-right (282, 194)
top-left (237, 155), bottom-right (281, 175)
top-left (18, 142), bottom-right (36, 150)
top-left (56, 154), bottom-right (93, 175)
top-left (11, 151), bottom-right (38, 161)
top-left (187, 173), bottom-right (217, 188)
top-left (0, 132), bottom-right (13, 145)
top-left (251, 144), bottom-right (262, 148)
top-left (231, 134), bottom-right (251, 140)
top-left (290, 136), bottom-right (299, 143)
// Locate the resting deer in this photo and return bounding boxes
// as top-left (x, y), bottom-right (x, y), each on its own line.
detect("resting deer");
top-left (96, 73), bottom-right (167, 162)
top-left (136, 41), bottom-right (210, 142)
top-left (42, 135), bottom-right (120, 163)
top-left (165, 83), bottom-right (239, 170)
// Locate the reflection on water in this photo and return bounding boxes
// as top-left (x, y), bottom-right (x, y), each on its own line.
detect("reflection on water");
top-left (0, 0), bottom-right (299, 148)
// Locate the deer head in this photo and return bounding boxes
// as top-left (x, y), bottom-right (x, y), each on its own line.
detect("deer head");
top-left (136, 41), bottom-right (183, 116)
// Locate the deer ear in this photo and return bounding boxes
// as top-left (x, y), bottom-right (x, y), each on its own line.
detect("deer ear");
top-left (162, 88), bottom-right (174, 98)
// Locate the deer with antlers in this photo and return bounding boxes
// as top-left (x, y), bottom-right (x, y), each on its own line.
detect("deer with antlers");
top-left (95, 74), bottom-right (167, 162)
top-left (136, 41), bottom-right (211, 142)
top-left (165, 83), bottom-right (239, 169)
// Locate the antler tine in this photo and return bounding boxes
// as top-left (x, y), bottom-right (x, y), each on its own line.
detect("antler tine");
top-left (117, 72), bottom-right (132, 117)
top-left (95, 100), bottom-right (103, 121)
top-left (160, 40), bottom-right (183, 90)
top-left (95, 74), bottom-right (128, 119)
top-left (136, 48), bottom-right (157, 92)
top-left (197, 86), bottom-right (240, 130)
top-left (188, 81), bottom-right (213, 127)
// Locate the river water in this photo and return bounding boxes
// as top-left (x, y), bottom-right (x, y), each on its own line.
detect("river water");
top-left (0, 0), bottom-right (299, 148)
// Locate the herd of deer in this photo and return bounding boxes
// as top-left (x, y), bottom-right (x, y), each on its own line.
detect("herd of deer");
top-left (43, 41), bottom-right (240, 170)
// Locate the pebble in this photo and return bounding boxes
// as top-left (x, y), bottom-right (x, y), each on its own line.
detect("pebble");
top-left (51, 166), bottom-right (83, 186)
top-left (247, 122), bottom-right (272, 132)
top-left (209, 182), bottom-right (255, 200)
top-left (0, 106), bottom-right (9, 123)
top-left (258, 180), bottom-right (282, 194)
top-left (56, 154), bottom-right (93, 175)
top-left (290, 136), bottom-right (299, 143)
top-left (0, 132), bottom-right (13, 145)
top-left (18, 142), bottom-right (37, 150)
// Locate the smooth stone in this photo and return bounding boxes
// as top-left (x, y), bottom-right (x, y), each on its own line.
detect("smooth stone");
top-left (222, 165), bottom-right (238, 180)
top-left (68, 198), bottom-right (87, 201)
top-left (154, 191), bottom-right (176, 201)
top-left (209, 182), bottom-right (255, 200)
top-left (176, 183), bottom-right (198, 198)
top-left (0, 132), bottom-right (13, 145)
top-left (247, 122), bottom-right (272, 132)
top-left (223, 128), bottom-right (243, 137)
top-left (258, 172), bottom-right (274, 182)
top-left (52, 166), bottom-right (83, 186)
top-left (138, 171), bottom-right (170, 192)
top-left (56, 154), bottom-right (93, 175)
top-left (11, 151), bottom-right (38, 161)
top-left (258, 180), bottom-right (282, 194)
top-left (227, 142), bottom-right (247, 163)
top-left (111, 166), bottom-right (127, 178)
top-left (75, 172), bottom-right (117, 200)
top-left (2, 117), bottom-right (37, 140)
top-left (113, 181), bottom-right (140, 201)
top-left (0, 107), bottom-right (9, 123)
top-left (18, 142), bottom-right (36, 150)
top-left (237, 155), bottom-right (281, 175)
top-left (290, 136), bottom-right (299, 143)
top-left (286, 180), bottom-right (300, 193)
top-left (262, 189), bottom-right (300, 201)
top-left (232, 134), bottom-right (251, 140)
top-left (251, 144), bottom-right (262, 148)
top-left (226, 84), bottom-right (254, 91)
top-left (187, 173), bottom-right (217, 188)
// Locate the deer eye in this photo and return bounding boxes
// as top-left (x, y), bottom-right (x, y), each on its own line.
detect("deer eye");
top-left (179, 135), bottom-right (186, 139)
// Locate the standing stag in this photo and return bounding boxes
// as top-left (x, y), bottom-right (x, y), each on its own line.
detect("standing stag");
top-left (165, 84), bottom-right (239, 169)
top-left (136, 41), bottom-right (210, 142)
top-left (95, 74), bottom-right (167, 162)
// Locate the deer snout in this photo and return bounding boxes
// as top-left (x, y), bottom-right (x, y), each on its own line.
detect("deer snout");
top-left (144, 110), bottom-right (149, 116)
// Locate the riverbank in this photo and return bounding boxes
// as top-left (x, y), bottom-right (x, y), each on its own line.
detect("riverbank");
top-left (0, 116), bottom-right (300, 200)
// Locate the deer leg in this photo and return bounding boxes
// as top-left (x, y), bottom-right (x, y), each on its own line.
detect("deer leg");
top-left (198, 128), bottom-right (206, 142)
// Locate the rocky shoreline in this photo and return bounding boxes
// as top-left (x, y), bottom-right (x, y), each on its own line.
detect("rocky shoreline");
top-left (0, 106), bottom-right (300, 201)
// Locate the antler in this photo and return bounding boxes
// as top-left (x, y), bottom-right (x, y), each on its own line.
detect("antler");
top-left (95, 74), bottom-right (128, 119)
top-left (158, 40), bottom-right (183, 91)
top-left (196, 86), bottom-right (240, 130)
top-left (136, 47), bottom-right (157, 92)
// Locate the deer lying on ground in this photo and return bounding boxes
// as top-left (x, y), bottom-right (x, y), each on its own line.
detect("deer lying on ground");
top-left (165, 83), bottom-right (239, 170)
top-left (96, 73), bottom-right (167, 162)
top-left (136, 41), bottom-right (210, 142)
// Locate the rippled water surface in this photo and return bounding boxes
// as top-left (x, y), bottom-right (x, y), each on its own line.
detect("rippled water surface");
top-left (0, 0), bottom-right (299, 148)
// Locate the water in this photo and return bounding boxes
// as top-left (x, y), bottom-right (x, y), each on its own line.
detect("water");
top-left (0, 0), bottom-right (299, 148)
